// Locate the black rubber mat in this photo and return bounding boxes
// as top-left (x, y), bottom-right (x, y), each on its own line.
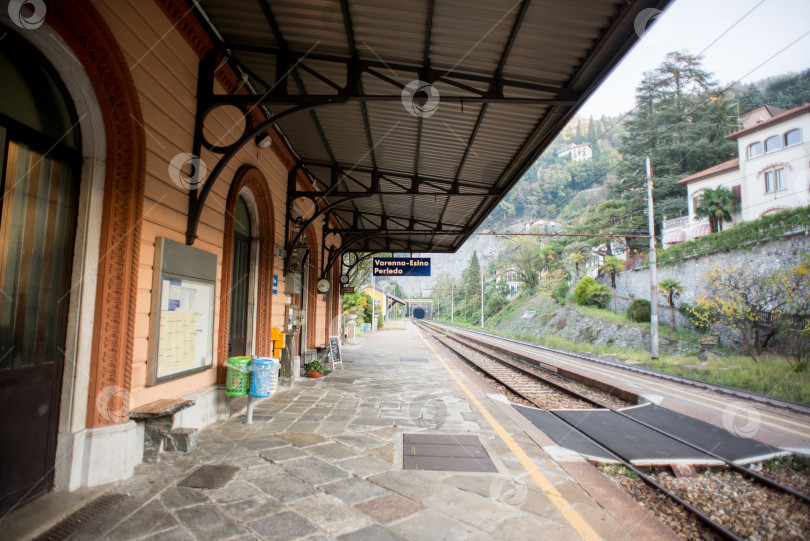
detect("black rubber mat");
top-left (621, 403), bottom-right (781, 461)
top-left (34, 493), bottom-right (127, 541)
top-left (516, 404), bottom-right (783, 465)
top-left (514, 406), bottom-right (610, 460)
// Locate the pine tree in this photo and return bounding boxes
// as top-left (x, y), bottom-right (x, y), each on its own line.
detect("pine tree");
top-left (615, 51), bottom-right (737, 237)
top-left (586, 116), bottom-right (597, 142)
top-left (738, 84), bottom-right (766, 114)
top-left (574, 119), bottom-right (585, 143)
top-left (592, 139), bottom-right (602, 159)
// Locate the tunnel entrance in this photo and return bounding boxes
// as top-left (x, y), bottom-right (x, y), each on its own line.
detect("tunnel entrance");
top-left (413, 307), bottom-right (426, 319)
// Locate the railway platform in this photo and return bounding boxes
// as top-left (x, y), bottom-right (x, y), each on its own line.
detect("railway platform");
top-left (5, 323), bottom-right (677, 541)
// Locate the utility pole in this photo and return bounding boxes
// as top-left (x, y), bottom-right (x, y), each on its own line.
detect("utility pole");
top-left (647, 156), bottom-right (659, 360)
top-left (451, 281), bottom-right (454, 325)
top-left (480, 271), bottom-right (484, 329)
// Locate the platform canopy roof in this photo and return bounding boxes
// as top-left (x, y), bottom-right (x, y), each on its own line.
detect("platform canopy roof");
top-left (191, 0), bottom-right (670, 254)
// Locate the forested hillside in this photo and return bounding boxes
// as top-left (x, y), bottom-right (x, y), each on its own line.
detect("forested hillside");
top-left (425, 53), bottom-right (810, 319)
top-left (486, 55), bottom-right (810, 257)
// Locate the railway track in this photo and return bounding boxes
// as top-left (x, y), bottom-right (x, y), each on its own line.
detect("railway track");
top-left (432, 320), bottom-right (810, 416)
top-left (416, 320), bottom-right (810, 541)
top-left (423, 322), bottom-right (628, 410)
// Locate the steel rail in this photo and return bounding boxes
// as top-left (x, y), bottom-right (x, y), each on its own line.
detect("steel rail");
top-left (431, 326), bottom-right (608, 408)
top-left (420, 321), bottom-right (810, 505)
top-left (440, 322), bottom-right (810, 415)
top-left (416, 321), bottom-right (743, 541)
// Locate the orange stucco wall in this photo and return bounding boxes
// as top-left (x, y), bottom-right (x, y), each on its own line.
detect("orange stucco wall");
top-left (91, 0), bottom-right (330, 408)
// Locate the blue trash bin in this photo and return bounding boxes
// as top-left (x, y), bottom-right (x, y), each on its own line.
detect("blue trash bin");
top-left (249, 357), bottom-right (279, 398)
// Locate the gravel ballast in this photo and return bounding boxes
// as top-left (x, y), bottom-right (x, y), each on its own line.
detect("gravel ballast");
top-left (601, 465), bottom-right (810, 541)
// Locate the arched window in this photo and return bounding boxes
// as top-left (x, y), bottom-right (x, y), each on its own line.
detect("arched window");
top-left (764, 135), bottom-right (782, 153)
top-left (784, 129), bottom-right (801, 147)
top-left (747, 141), bottom-right (763, 158)
top-left (228, 196), bottom-right (252, 357)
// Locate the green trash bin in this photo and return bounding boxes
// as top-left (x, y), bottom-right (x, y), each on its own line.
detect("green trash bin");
top-left (225, 356), bottom-right (251, 396)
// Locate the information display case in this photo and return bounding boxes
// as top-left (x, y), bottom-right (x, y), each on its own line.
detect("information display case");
top-left (148, 237), bottom-right (217, 384)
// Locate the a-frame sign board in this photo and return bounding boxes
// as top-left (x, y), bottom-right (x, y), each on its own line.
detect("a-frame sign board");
top-left (329, 336), bottom-right (343, 370)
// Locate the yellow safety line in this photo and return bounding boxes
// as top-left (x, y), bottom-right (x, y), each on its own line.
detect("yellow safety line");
top-left (417, 329), bottom-right (603, 541)
top-left (483, 335), bottom-right (810, 438)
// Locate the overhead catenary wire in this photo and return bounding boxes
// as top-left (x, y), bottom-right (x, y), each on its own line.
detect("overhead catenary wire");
top-left (591, 0), bottom-right (768, 148)
top-left (525, 28), bottom-right (810, 226)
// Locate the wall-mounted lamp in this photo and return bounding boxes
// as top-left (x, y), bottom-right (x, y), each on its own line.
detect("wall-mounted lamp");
top-left (255, 133), bottom-right (273, 149)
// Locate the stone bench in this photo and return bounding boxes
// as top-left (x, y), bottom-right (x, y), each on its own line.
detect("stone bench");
top-left (130, 398), bottom-right (196, 462)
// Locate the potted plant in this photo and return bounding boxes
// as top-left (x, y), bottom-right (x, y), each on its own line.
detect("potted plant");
top-left (305, 360), bottom-right (324, 378)
top-left (698, 336), bottom-right (718, 350)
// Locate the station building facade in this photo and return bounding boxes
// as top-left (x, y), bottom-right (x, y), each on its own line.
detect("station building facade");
top-left (0, 0), bottom-right (341, 511)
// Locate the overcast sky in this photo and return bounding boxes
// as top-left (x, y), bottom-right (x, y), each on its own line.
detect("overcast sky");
top-left (578, 0), bottom-right (810, 118)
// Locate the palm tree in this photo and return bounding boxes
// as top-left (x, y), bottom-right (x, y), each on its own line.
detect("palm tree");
top-left (694, 187), bottom-right (740, 233)
top-left (658, 279), bottom-right (684, 330)
top-left (567, 252), bottom-right (586, 278)
top-left (599, 255), bottom-right (624, 313)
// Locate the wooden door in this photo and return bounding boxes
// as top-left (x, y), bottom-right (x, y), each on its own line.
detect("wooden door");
top-left (0, 140), bottom-right (78, 513)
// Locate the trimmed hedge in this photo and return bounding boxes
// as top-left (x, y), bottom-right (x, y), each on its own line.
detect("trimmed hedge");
top-left (627, 299), bottom-right (651, 322)
top-left (573, 276), bottom-right (612, 309)
top-left (658, 205), bottom-right (810, 267)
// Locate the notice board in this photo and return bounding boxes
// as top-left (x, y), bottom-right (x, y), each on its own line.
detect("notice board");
top-left (148, 238), bottom-right (217, 384)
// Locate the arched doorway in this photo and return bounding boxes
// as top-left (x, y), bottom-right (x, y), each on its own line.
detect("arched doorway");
top-left (218, 166), bottom-right (275, 379)
top-left (229, 196), bottom-right (253, 357)
top-left (0, 28), bottom-right (81, 511)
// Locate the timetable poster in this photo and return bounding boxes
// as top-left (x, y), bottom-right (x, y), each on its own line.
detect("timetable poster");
top-left (156, 277), bottom-right (214, 379)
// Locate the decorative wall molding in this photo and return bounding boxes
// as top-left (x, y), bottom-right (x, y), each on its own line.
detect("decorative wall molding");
top-left (759, 205), bottom-right (791, 218)
top-left (305, 227), bottom-right (319, 350)
top-left (218, 166), bottom-right (276, 381)
top-left (48, 0), bottom-right (146, 428)
top-left (757, 162), bottom-right (792, 176)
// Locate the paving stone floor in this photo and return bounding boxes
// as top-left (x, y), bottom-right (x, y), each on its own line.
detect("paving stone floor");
top-left (58, 324), bottom-right (635, 540)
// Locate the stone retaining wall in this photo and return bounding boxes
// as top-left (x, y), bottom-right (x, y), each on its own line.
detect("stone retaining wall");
top-left (600, 232), bottom-right (810, 349)
top-left (610, 232), bottom-right (810, 307)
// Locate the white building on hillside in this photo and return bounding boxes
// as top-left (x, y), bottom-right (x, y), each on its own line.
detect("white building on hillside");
top-left (662, 103), bottom-right (810, 247)
top-left (524, 217), bottom-right (560, 232)
top-left (495, 265), bottom-right (522, 299)
top-left (556, 143), bottom-right (592, 162)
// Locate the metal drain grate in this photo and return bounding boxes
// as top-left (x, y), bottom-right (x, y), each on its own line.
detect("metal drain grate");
top-left (400, 357), bottom-right (429, 363)
top-left (238, 415), bottom-right (274, 423)
top-left (177, 464), bottom-right (240, 489)
top-left (403, 434), bottom-right (498, 473)
top-left (34, 493), bottom-right (128, 541)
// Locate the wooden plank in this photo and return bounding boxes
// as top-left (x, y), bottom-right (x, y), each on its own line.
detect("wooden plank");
top-left (130, 398), bottom-right (194, 419)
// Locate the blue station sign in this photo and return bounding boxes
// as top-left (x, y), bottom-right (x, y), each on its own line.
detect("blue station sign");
top-left (373, 257), bottom-right (431, 277)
